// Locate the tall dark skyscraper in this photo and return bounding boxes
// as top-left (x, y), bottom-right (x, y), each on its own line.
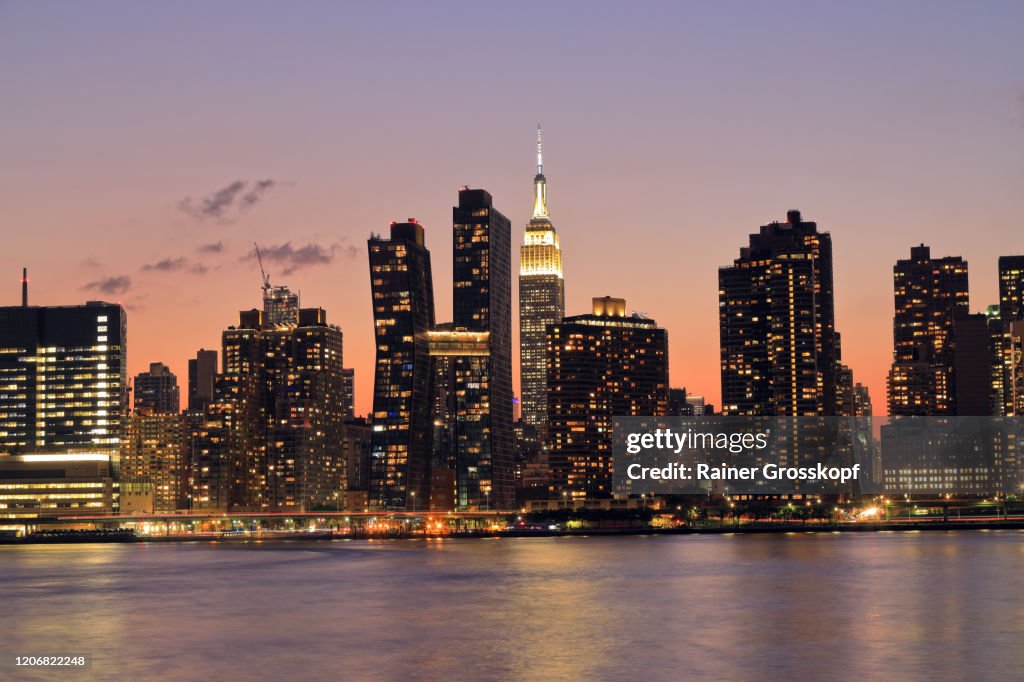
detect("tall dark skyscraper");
top-left (547, 297), bottom-right (668, 498)
top-left (342, 368), bottom-right (355, 419)
top-left (0, 294), bottom-right (127, 457)
top-left (134, 362), bottom-right (180, 414)
top-left (998, 256), bottom-right (1024, 415)
top-left (452, 188), bottom-right (514, 510)
top-left (719, 210), bottom-right (843, 416)
top-left (367, 221), bottom-right (436, 511)
top-left (887, 245), bottom-right (969, 416)
top-left (191, 294), bottom-right (345, 512)
top-left (952, 313), bottom-right (997, 416)
top-left (187, 349), bottom-right (218, 413)
top-left (519, 127), bottom-right (565, 433)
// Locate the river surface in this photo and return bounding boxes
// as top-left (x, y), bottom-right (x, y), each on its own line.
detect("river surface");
top-left (2, 531), bottom-right (1023, 681)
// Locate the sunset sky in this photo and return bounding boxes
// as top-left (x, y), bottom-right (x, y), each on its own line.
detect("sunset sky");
top-left (3, 2), bottom-right (1024, 416)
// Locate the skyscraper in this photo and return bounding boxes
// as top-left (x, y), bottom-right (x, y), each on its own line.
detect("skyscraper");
top-left (719, 210), bottom-right (843, 416)
top-left (191, 293), bottom-right (345, 512)
top-left (998, 256), bottom-right (1024, 415)
top-left (887, 245), bottom-right (969, 416)
top-left (367, 221), bottom-right (436, 511)
top-left (519, 126), bottom-right (565, 432)
top-left (547, 297), bottom-right (669, 498)
top-left (0, 292), bottom-right (127, 458)
top-left (953, 313), bottom-right (996, 416)
top-left (187, 349), bottom-right (218, 413)
top-left (452, 188), bottom-right (514, 510)
top-left (134, 362), bottom-right (180, 414)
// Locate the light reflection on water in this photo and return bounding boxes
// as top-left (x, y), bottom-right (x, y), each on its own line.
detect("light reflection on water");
top-left (3, 532), bottom-right (1024, 681)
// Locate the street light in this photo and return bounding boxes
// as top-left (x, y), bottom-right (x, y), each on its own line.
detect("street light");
top-left (410, 491), bottom-right (417, 513)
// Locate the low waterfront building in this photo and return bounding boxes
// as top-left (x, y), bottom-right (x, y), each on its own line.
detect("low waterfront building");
top-left (0, 453), bottom-right (115, 519)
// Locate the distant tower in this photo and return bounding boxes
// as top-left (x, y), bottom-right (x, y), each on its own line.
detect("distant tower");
top-left (21, 268), bottom-right (28, 307)
top-left (187, 349), bottom-right (219, 413)
top-left (134, 362), bottom-right (181, 414)
top-left (886, 245), bottom-right (969, 415)
top-left (518, 125), bottom-right (565, 433)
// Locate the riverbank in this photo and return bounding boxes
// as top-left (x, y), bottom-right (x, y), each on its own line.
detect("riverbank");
top-left (5, 519), bottom-right (1024, 544)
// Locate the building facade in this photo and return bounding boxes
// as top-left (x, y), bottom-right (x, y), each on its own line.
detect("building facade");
top-left (998, 256), bottom-right (1024, 415)
top-left (719, 210), bottom-right (842, 416)
top-left (367, 221), bottom-right (436, 511)
top-left (547, 297), bottom-right (669, 498)
top-left (0, 453), bottom-right (115, 519)
top-left (122, 412), bottom-right (188, 511)
top-left (452, 188), bottom-right (515, 510)
top-left (187, 349), bottom-right (218, 413)
top-left (191, 299), bottom-right (345, 512)
top-left (0, 300), bottom-right (127, 459)
top-left (134, 362), bottom-right (180, 414)
top-left (887, 245), bottom-right (969, 416)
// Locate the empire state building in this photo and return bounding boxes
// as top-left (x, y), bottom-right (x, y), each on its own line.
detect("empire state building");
top-left (519, 126), bottom-right (565, 431)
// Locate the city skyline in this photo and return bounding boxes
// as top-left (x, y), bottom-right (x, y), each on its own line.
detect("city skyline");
top-left (4, 2), bottom-right (1024, 417)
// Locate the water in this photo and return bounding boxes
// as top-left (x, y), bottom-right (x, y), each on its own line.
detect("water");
top-left (3, 531), bottom-right (1023, 681)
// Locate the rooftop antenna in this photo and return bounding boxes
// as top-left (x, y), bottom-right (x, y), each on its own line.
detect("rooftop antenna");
top-left (21, 267), bottom-right (28, 307)
top-left (254, 242), bottom-right (271, 292)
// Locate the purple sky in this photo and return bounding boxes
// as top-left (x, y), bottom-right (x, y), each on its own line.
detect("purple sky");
top-left (3, 1), bottom-right (1024, 414)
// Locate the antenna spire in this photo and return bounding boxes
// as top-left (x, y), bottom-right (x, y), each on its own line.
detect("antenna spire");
top-left (532, 124), bottom-right (549, 219)
top-left (21, 267), bottom-right (28, 307)
top-left (536, 123), bottom-right (544, 176)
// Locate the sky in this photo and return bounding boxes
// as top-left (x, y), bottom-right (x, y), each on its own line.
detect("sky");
top-left (2, 1), bottom-right (1023, 416)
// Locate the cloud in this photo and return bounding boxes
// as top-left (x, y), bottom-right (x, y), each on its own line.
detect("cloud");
top-left (139, 256), bottom-right (210, 276)
top-left (241, 180), bottom-right (275, 208)
top-left (141, 257), bottom-right (187, 272)
top-left (82, 275), bottom-right (131, 296)
top-left (197, 241), bottom-right (225, 254)
top-left (246, 241), bottom-right (349, 275)
top-left (178, 179), bottom-right (278, 222)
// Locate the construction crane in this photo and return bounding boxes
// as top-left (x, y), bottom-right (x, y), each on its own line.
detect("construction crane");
top-left (254, 242), bottom-right (271, 292)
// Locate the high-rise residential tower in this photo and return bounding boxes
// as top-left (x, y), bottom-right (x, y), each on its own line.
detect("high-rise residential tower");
top-left (191, 292), bottom-right (345, 512)
top-left (134, 362), bottom-right (180, 414)
top-left (187, 349), bottom-right (218, 413)
top-left (547, 297), bottom-right (669, 498)
top-left (719, 210), bottom-right (843, 416)
top-left (887, 245), bottom-right (969, 416)
top-left (998, 256), bottom-right (1024, 415)
top-left (519, 126), bottom-right (565, 433)
top-left (367, 221), bottom-right (436, 511)
top-left (452, 188), bottom-right (514, 510)
top-left (0, 292), bottom-right (127, 458)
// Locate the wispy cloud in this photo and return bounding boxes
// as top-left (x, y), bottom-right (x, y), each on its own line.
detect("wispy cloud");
top-left (178, 179), bottom-right (278, 223)
top-left (197, 241), bottom-right (225, 254)
top-left (140, 256), bottom-right (210, 276)
top-left (245, 241), bottom-right (355, 275)
top-left (141, 257), bottom-right (188, 272)
top-left (82, 275), bottom-right (131, 296)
